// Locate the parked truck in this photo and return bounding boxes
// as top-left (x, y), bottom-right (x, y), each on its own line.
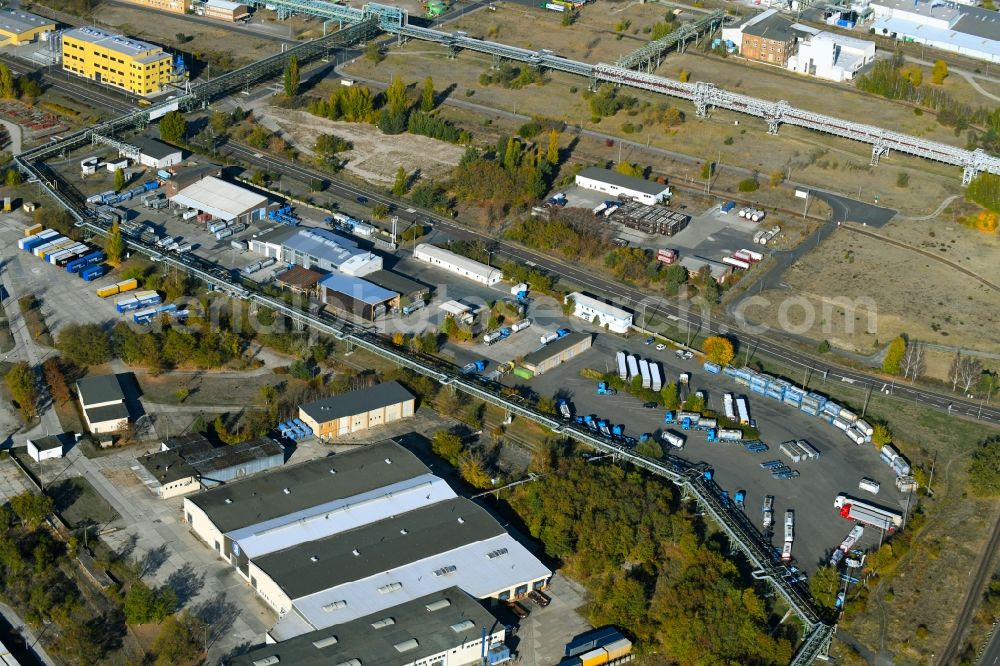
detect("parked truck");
top-left (639, 359), bottom-right (651, 389)
top-left (616, 351), bottom-right (627, 381)
top-left (627, 355), bottom-right (639, 381)
top-left (838, 525), bottom-right (865, 553)
top-left (723, 393), bottom-right (736, 421)
top-left (596, 382), bottom-right (617, 396)
top-left (511, 319), bottom-right (531, 333)
top-left (834, 493), bottom-right (902, 532)
top-left (649, 363), bottom-right (662, 392)
top-left (461, 360), bottom-right (488, 374)
top-left (784, 509), bottom-right (794, 543)
top-left (735, 396), bottom-right (750, 425)
top-left (706, 428), bottom-right (742, 443)
top-left (558, 400), bottom-right (572, 421)
top-left (661, 431), bottom-right (685, 449)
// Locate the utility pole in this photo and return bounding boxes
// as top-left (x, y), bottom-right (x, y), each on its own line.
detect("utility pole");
top-left (862, 383), bottom-right (873, 418)
top-left (927, 452), bottom-right (937, 496)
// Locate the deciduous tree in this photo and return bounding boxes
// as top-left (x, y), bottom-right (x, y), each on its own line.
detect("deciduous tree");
top-left (931, 59), bottom-right (948, 84)
top-left (5, 362), bottom-right (36, 420)
top-left (391, 166), bottom-right (408, 196)
top-left (105, 221), bottom-right (123, 265)
top-left (871, 423), bottom-right (892, 447)
top-left (9, 491), bottom-right (53, 528)
top-left (882, 335), bottom-right (907, 375)
top-left (283, 54), bottom-right (299, 98)
top-left (970, 437), bottom-right (1000, 497)
top-left (546, 128), bottom-right (559, 165)
top-left (57, 323), bottom-right (111, 367)
top-left (703, 335), bottom-right (735, 366)
top-left (159, 110), bottom-right (187, 144)
top-left (0, 64), bottom-right (14, 99)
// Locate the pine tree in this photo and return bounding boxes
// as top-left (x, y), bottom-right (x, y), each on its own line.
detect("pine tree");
top-left (283, 55), bottom-right (299, 98)
top-left (106, 222), bottom-right (123, 266)
top-left (421, 76), bottom-right (435, 112)
top-left (546, 128), bottom-right (559, 165)
top-left (391, 166), bottom-right (407, 196)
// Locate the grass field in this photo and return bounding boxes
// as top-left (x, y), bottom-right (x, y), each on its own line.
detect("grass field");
top-left (755, 354), bottom-right (1000, 664)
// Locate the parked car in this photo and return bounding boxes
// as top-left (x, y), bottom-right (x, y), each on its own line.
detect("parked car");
top-left (505, 601), bottom-right (529, 619)
top-left (528, 590), bottom-right (551, 607)
top-left (682, 350), bottom-right (694, 359)
top-left (675, 349), bottom-right (686, 359)
top-left (644, 337), bottom-right (654, 345)
top-left (356, 195), bottom-right (368, 204)
top-left (643, 401), bottom-right (659, 409)
top-left (655, 343), bottom-right (666, 351)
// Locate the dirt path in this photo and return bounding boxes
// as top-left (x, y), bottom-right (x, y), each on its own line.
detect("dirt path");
top-left (896, 195), bottom-right (961, 221)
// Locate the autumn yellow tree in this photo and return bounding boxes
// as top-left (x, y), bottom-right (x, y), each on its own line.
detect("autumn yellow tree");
top-left (882, 335), bottom-right (907, 375)
top-left (703, 335), bottom-right (735, 366)
top-left (931, 59), bottom-right (948, 84)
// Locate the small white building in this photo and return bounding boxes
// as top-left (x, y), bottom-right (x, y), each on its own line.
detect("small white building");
top-left (564, 292), bottom-right (633, 334)
top-left (129, 137), bottom-right (182, 169)
top-left (171, 176), bottom-right (269, 225)
top-left (27, 435), bottom-right (64, 462)
top-left (787, 31), bottom-right (876, 81)
top-left (414, 243), bottom-right (503, 286)
top-left (250, 226), bottom-right (382, 276)
top-left (575, 166), bottom-right (671, 206)
top-left (202, 0), bottom-right (249, 21)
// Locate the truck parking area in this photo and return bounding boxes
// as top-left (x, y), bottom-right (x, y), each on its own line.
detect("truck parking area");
top-left (520, 329), bottom-right (904, 572)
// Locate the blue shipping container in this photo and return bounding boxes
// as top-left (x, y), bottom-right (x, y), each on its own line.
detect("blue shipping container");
top-left (81, 265), bottom-right (104, 281)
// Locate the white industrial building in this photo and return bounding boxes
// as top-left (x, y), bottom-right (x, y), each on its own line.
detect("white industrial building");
top-left (870, 0), bottom-right (1000, 63)
top-left (250, 226), bottom-right (382, 277)
top-left (260, 497), bottom-right (550, 640)
top-left (27, 435), bottom-right (65, 462)
top-left (228, 587), bottom-right (510, 666)
top-left (787, 31), bottom-right (876, 81)
top-left (130, 137), bottom-right (182, 169)
top-left (564, 292), bottom-right (633, 334)
top-left (414, 243), bottom-right (503, 286)
top-left (183, 441), bottom-right (550, 642)
top-left (575, 166), bottom-right (671, 205)
top-left (171, 176), bottom-right (268, 225)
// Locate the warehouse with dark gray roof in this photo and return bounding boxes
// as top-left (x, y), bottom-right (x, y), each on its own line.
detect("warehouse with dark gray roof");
top-left (297, 381), bottom-right (415, 440)
top-left (227, 587), bottom-right (510, 666)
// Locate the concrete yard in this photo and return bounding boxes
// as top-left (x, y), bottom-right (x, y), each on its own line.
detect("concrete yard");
top-left (515, 326), bottom-right (905, 573)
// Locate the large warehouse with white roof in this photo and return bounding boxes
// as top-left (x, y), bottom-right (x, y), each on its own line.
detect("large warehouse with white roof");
top-left (170, 176), bottom-right (268, 225)
top-left (250, 226), bottom-right (382, 277)
top-left (183, 440), bottom-right (550, 642)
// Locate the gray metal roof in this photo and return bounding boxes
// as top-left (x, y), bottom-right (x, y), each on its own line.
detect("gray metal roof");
top-left (139, 436), bottom-right (284, 485)
top-left (76, 374), bottom-right (124, 406)
top-left (132, 137), bottom-right (182, 160)
top-left (85, 403), bottom-right (130, 424)
top-left (742, 12), bottom-right (796, 42)
top-left (365, 270), bottom-right (429, 298)
top-left (252, 497), bottom-right (504, 599)
top-left (28, 435), bottom-right (63, 452)
top-left (953, 7), bottom-right (1000, 41)
top-left (283, 228), bottom-right (368, 268)
top-left (0, 10), bottom-right (53, 35)
top-left (226, 587), bottom-right (502, 666)
top-left (522, 332), bottom-right (591, 366)
top-left (187, 440), bottom-right (429, 533)
top-left (299, 381), bottom-right (414, 424)
top-left (138, 449), bottom-right (198, 484)
top-left (577, 166), bottom-right (670, 197)
top-left (320, 274), bottom-right (397, 306)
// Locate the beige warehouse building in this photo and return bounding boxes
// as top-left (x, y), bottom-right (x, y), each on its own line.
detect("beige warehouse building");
top-left (298, 381), bottom-right (415, 439)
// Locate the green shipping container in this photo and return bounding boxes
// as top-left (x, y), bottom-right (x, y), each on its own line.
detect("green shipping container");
top-left (513, 367), bottom-right (534, 380)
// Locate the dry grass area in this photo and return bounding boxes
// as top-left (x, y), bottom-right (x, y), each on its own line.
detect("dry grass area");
top-left (748, 224), bottom-right (1000, 354)
top-left (259, 106), bottom-right (465, 184)
top-left (92, 3), bottom-right (278, 67)
top-left (341, 5), bottom-right (963, 215)
top-left (658, 52), bottom-right (981, 148)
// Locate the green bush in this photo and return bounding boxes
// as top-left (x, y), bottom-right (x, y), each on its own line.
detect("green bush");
top-left (737, 177), bottom-right (759, 192)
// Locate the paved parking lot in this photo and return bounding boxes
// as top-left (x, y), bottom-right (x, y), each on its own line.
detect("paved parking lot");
top-left (520, 329), bottom-right (905, 572)
top-left (512, 573), bottom-right (591, 666)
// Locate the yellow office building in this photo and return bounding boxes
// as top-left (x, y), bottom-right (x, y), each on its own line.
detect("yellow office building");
top-left (0, 10), bottom-right (55, 46)
top-left (61, 27), bottom-right (175, 97)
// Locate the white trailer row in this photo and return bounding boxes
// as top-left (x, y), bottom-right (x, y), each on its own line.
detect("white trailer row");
top-left (616, 351), bottom-right (627, 381)
top-left (779, 439), bottom-right (820, 463)
top-left (723, 393), bottom-right (736, 421)
top-left (735, 396), bottom-right (750, 425)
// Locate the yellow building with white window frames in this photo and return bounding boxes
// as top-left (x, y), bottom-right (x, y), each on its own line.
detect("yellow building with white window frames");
top-left (61, 27), bottom-right (178, 97)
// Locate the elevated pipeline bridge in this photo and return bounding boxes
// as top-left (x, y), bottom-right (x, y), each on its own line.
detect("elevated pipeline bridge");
top-left (242, 0), bottom-right (999, 182)
top-left (616, 10), bottom-right (725, 72)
